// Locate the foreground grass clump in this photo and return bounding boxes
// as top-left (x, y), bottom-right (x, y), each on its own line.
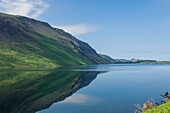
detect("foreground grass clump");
top-left (143, 92), bottom-right (170, 113)
top-left (144, 102), bottom-right (170, 113)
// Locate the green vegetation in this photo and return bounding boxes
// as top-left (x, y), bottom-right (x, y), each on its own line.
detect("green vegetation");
top-left (157, 61), bottom-right (170, 64)
top-left (0, 13), bottom-right (168, 68)
top-left (0, 32), bottom-right (88, 67)
top-left (144, 102), bottom-right (170, 113)
top-left (0, 13), bottom-right (110, 68)
top-left (0, 69), bottom-right (99, 113)
top-left (99, 54), bottom-right (130, 63)
top-left (100, 54), bottom-right (158, 64)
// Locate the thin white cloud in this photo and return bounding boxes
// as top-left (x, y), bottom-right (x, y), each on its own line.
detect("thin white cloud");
top-left (56, 24), bottom-right (101, 36)
top-left (0, 0), bottom-right (49, 18)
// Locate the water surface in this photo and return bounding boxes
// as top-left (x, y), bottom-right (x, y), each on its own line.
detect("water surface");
top-left (0, 64), bottom-right (170, 113)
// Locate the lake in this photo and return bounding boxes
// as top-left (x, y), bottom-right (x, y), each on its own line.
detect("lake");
top-left (0, 64), bottom-right (170, 113)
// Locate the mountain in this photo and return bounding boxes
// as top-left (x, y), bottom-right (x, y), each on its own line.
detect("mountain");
top-left (100, 54), bottom-right (158, 64)
top-left (0, 13), bottom-right (111, 68)
top-left (129, 58), bottom-right (157, 63)
top-left (99, 54), bottom-right (130, 63)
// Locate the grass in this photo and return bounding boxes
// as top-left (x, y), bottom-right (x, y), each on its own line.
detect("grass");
top-left (0, 30), bottom-right (89, 68)
top-left (0, 13), bottom-right (101, 68)
top-left (144, 102), bottom-right (170, 113)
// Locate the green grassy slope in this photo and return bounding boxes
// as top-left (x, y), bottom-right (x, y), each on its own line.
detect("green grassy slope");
top-left (0, 13), bottom-right (110, 68)
top-left (100, 54), bottom-right (159, 64)
top-left (144, 102), bottom-right (170, 113)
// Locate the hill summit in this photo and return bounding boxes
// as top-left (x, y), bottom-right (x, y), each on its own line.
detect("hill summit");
top-left (0, 13), bottom-right (112, 68)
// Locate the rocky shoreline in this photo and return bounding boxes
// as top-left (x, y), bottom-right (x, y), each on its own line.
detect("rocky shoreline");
top-left (143, 92), bottom-right (170, 112)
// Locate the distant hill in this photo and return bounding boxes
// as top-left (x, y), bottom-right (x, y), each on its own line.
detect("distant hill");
top-left (0, 13), bottom-right (112, 68)
top-left (130, 58), bottom-right (157, 63)
top-left (99, 54), bottom-right (131, 63)
top-left (100, 54), bottom-right (158, 64)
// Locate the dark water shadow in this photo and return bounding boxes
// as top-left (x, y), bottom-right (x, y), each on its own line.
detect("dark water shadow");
top-left (0, 70), bottom-right (103, 113)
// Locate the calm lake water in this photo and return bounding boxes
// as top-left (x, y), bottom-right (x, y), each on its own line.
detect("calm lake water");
top-left (0, 64), bottom-right (170, 113)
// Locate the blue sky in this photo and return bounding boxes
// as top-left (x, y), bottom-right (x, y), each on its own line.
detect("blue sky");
top-left (0, 0), bottom-right (170, 60)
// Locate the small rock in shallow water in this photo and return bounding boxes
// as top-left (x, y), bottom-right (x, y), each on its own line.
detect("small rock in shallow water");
top-left (143, 101), bottom-right (154, 112)
top-left (164, 96), bottom-right (170, 103)
top-left (165, 92), bottom-right (169, 97)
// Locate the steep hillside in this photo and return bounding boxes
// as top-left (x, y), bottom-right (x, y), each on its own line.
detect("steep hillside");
top-left (0, 13), bottom-right (110, 68)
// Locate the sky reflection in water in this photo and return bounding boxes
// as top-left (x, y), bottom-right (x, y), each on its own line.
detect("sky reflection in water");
top-left (38, 64), bottom-right (170, 113)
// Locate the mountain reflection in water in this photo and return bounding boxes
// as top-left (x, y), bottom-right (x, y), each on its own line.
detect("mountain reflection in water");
top-left (0, 69), bottom-right (101, 113)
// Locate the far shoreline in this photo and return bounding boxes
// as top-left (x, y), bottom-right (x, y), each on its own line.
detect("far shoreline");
top-left (0, 63), bottom-right (169, 70)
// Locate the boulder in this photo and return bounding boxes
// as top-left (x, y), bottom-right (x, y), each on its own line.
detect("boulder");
top-left (143, 101), bottom-right (154, 112)
top-left (164, 96), bottom-right (170, 103)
